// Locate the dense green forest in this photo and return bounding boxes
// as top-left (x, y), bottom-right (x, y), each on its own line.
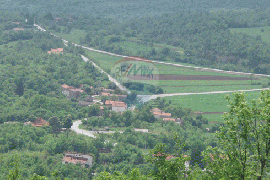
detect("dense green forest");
top-left (4, 0), bottom-right (270, 18)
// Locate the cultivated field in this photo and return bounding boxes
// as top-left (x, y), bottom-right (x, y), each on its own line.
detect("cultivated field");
top-left (163, 90), bottom-right (263, 122)
top-left (85, 49), bottom-right (269, 94)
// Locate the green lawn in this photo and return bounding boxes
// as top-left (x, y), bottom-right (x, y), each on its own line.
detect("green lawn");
top-left (230, 26), bottom-right (270, 43)
top-left (114, 41), bottom-right (153, 55)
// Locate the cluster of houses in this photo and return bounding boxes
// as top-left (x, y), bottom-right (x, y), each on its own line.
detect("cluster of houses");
top-left (61, 84), bottom-right (84, 99)
top-left (47, 48), bottom-right (64, 54)
top-left (61, 84), bottom-right (128, 113)
top-left (151, 108), bottom-right (183, 125)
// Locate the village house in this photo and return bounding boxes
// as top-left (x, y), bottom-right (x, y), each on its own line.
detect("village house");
top-left (163, 118), bottom-right (176, 122)
top-left (77, 100), bottom-right (95, 107)
top-left (54, 18), bottom-right (61, 22)
top-left (151, 108), bottom-right (172, 119)
top-left (105, 100), bottom-right (127, 113)
top-left (163, 117), bottom-right (183, 123)
top-left (154, 153), bottom-right (190, 171)
top-left (4, 121), bottom-right (19, 124)
top-left (85, 96), bottom-right (94, 102)
top-left (31, 117), bottom-right (49, 127)
top-left (61, 84), bottom-right (84, 99)
top-left (101, 88), bottom-right (114, 93)
top-left (24, 121), bottom-right (32, 126)
top-left (134, 128), bottom-right (149, 133)
top-left (12, 22), bottom-right (21, 25)
top-left (13, 28), bottom-right (24, 31)
top-left (62, 152), bottom-right (93, 168)
top-left (100, 92), bottom-right (110, 96)
top-left (47, 48), bottom-right (64, 54)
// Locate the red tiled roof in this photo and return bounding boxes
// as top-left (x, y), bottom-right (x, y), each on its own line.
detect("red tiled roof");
top-left (50, 48), bottom-right (64, 53)
top-left (63, 156), bottom-right (87, 165)
top-left (101, 92), bottom-right (110, 96)
top-left (69, 88), bottom-right (84, 93)
top-left (62, 84), bottom-right (84, 93)
top-left (57, 48), bottom-right (64, 52)
top-left (105, 100), bottom-right (127, 107)
top-left (153, 111), bottom-right (171, 117)
top-left (100, 106), bottom-right (104, 110)
top-left (51, 48), bottom-right (58, 52)
top-left (61, 84), bottom-right (74, 89)
top-left (32, 117), bottom-right (49, 127)
top-left (13, 28), bottom-right (24, 31)
top-left (166, 155), bottom-right (175, 160)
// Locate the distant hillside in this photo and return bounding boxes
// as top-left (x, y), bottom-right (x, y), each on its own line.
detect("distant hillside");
top-left (3, 0), bottom-right (270, 18)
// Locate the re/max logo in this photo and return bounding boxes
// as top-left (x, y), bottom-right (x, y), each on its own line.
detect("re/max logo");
top-left (114, 64), bottom-right (154, 79)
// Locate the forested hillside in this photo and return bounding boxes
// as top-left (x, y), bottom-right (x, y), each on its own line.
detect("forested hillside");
top-left (69, 9), bottom-right (270, 74)
top-left (4, 0), bottom-right (270, 18)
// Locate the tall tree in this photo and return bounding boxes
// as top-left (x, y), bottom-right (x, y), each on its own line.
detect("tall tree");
top-left (203, 90), bottom-right (270, 179)
top-left (48, 116), bottom-right (61, 134)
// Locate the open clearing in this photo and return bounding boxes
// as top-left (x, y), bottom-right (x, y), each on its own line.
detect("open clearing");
top-left (230, 26), bottom-right (270, 43)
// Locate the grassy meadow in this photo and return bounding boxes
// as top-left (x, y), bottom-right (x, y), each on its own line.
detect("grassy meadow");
top-left (230, 26), bottom-right (270, 43)
top-left (52, 28), bottom-right (87, 44)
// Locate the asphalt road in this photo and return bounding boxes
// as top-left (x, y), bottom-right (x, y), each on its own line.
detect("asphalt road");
top-left (71, 120), bottom-right (123, 138)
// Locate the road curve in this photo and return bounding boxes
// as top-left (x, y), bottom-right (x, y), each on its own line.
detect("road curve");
top-left (71, 120), bottom-right (123, 138)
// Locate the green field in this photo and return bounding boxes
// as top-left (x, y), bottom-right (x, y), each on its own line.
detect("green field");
top-left (84, 48), bottom-right (269, 94)
top-left (85, 51), bottom-right (122, 70)
top-left (52, 28), bottom-right (87, 44)
top-left (230, 26), bottom-right (270, 43)
top-left (163, 90), bottom-right (263, 122)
